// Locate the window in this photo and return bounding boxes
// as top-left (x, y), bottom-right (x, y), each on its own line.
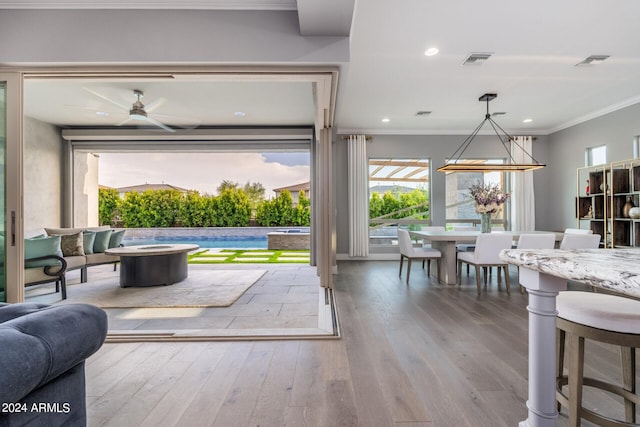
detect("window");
top-left (444, 159), bottom-right (509, 229)
top-left (586, 145), bottom-right (607, 166)
top-left (368, 158), bottom-right (431, 246)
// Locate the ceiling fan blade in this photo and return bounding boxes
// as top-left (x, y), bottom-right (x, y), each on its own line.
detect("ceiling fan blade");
top-left (116, 117), bottom-right (133, 126)
top-left (144, 97), bottom-right (167, 113)
top-left (82, 87), bottom-right (130, 111)
top-left (145, 115), bottom-right (176, 133)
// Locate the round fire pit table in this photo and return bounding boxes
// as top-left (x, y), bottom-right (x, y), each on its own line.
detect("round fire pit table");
top-left (105, 244), bottom-right (199, 287)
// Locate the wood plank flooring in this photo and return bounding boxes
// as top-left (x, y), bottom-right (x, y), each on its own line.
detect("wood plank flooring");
top-left (86, 260), bottom-right (635, 426)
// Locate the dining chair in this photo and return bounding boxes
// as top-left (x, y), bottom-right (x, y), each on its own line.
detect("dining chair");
top-left (559, 233), bottom-right (601, 249)
top-left (515, 233), bottom-right (556, 293)
top-left (564, 228), bottom-right (593, 235)
top-left (457, 233), bottom-right (514, 295)
top-left (397, 229), bottom-right (442, 284)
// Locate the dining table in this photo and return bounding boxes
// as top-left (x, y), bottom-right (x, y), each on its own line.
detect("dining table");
top-left (409, 230), bottom-right (564, 285)
top-left (500, 247), bottom-right (640, 427)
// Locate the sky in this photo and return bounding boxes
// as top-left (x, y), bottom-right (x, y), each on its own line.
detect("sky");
top-left (98, 152), bottom-right (310, 197)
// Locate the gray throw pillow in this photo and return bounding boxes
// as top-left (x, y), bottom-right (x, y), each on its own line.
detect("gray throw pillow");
top-left (58, 232), bottom-right (85, 256)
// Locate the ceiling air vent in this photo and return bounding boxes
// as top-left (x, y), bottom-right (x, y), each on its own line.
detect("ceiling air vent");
top-left (575, 55), bottom-right (610, 67)
top-left (415, 111), bottom-right (432, 116)
top-left (462, 52), bottom-right (492, 66)
top-left (492, 112), bottom-right (506, 116)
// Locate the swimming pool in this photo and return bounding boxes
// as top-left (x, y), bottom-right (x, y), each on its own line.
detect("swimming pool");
top-left (123, 235), bottom-right (268, 249)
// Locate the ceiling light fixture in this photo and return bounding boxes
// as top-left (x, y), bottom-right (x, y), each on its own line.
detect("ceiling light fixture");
top-left (437, 93), bottom-right (546, 173)
top-left (523, 118), bottom-right (533, 123)
top-left (381, 117), bottom-right (390, 123)
top-left (425, 47), bottom-right (439, 56)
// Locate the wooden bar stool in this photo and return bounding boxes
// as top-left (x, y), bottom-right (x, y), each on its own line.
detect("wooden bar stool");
top-left (556, 291), bottom-right (640, 427)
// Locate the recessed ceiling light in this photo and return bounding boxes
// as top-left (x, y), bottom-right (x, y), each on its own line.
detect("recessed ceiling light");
top-left (95, 111), bottom-right (109, 117)
top-left (234, 111), bottom-right (246, 117)
top-left (381, 117), bottom-right (390, 123)
top-left (523, 118), bottom-right (533, 123)
top-left (424, 47), bottom-right (439, 57)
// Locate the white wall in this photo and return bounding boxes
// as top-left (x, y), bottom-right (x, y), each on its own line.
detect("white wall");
top-left (23, 117), bottom-right (63, 229)
top-left (73, 152), bottom-right (99, 228)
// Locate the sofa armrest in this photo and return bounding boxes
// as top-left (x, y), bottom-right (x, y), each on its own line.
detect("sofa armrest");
top-left (0, 303), bottom-right (108, 404)
top-left (24, 255), bottom-right (67, 276)
top-left (0, 303), bottom-right (52, 323)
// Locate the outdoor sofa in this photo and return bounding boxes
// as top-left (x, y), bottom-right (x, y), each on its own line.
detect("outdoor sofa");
top-left (24, 227), bottom-right (125, 299)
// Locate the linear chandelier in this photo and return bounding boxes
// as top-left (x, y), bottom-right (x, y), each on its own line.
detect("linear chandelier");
top-left (437, 93), bottom-right (546, 173)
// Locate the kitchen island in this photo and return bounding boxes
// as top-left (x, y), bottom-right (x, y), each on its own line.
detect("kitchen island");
top-left (500, 248), bottom-right (640, 427)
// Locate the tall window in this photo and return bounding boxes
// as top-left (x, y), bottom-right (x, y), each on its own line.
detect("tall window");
top-left (586, 145), bottom-right (607, 166)
top-left (368, 158), bottom-right (431, 246)
top-left (444, 159), bottom-right (509, 228)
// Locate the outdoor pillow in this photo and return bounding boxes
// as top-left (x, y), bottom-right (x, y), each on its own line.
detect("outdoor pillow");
top-left (57, 232), bottom-right (85, 257)
top-left (83, 231), bottom-right (96, 254)
top-left (93, 230), bottom-right (113, 253)
top-left (24, 235), bottom-right (63, 268)
top-left (108, 229), bottom-right (126, 248)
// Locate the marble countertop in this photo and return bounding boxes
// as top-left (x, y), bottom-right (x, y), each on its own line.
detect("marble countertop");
top-left (500, 248), bottom-right (640, 297)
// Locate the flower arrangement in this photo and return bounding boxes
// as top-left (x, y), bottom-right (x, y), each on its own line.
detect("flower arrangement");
top-left (468, 182), bottom-right (510, 214)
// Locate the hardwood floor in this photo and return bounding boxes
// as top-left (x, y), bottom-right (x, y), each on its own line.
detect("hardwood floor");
top-left (86, 260), bottom-right (634, 426)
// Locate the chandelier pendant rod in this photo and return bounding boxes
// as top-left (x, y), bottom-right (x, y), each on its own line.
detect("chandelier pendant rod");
top-left (447, 117), bottom-right (489, 163)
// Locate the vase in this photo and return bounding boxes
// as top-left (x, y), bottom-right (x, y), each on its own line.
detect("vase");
top-left (623, 196), bottom-right (635, 218)
top-left (480, 212), bottom-right (492, 233)
top-left (629, 207), bottom-right (640, 220)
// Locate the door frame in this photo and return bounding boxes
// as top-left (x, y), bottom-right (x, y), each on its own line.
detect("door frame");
top-left (1, 72), bottom-right (24, 303)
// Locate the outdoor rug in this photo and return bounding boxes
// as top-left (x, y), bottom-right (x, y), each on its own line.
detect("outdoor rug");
top-left (57, 269), bottom-right (267, 308)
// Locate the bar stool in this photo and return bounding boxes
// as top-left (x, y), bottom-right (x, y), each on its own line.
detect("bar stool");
top-left (556, 291), bottom-right (640, 426)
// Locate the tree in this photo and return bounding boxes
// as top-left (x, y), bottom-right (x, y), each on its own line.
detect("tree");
top-left (217, 180), bottom-right (238, 194)
top-left (216, 188), bottom-right (252, 226)
top-left (98, 187), bottom-right (120, 226)
top-left (243, 181), bottom-right (265, 212)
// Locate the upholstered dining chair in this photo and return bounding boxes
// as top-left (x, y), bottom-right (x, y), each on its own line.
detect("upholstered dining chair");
top-left (564, 228), bottom-right (593, 235)
top-left (515, 233), bottom-right (556, 293)
top-left (397, 229), bottom-right (442, 284)
top-left (559, 233), bottom-right (601, 249)
top-left (457, 233), bottom-right (514, 295)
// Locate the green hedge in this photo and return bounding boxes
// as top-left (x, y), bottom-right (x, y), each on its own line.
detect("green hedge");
top-left (100, 187), bottom-right (305, 228)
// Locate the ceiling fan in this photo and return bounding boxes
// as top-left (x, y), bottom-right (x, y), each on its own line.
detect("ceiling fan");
top-left (83, 88), bottom-right (176, 132)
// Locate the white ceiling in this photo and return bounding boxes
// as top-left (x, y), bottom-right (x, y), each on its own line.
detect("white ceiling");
top-left (11, 0), bottom-right (640, 136)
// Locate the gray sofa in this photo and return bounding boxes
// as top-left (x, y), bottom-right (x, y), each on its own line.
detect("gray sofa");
top-left (0, 302), bottom-right (108, 426)
top-left (24, 227), bottom-right (125, 299)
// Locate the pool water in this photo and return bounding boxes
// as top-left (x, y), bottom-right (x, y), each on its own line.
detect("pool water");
top-left (123, 235), bottom-right (268, 249)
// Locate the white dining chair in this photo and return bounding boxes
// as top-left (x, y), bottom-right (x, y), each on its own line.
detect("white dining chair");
top-left (564, 228), bottom-right (593, 235)
top-left (457, 233), bottom-right (514, 295)
top-left (559, 233), bottom-right (601, 249)
top-left (516, 233), bottom-right (556, 293)
top-left (397, 229), bottom-right (442, 284)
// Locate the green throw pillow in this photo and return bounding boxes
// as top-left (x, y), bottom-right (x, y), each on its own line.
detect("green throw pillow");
top-left (24, 235), bottom-right (63, 268)
top-left (108, 229), bottom-right (126, 248)
top-left (93, 229), bottom-right (113, 253)
top-left (83, 231), bottom-right (96, 255)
